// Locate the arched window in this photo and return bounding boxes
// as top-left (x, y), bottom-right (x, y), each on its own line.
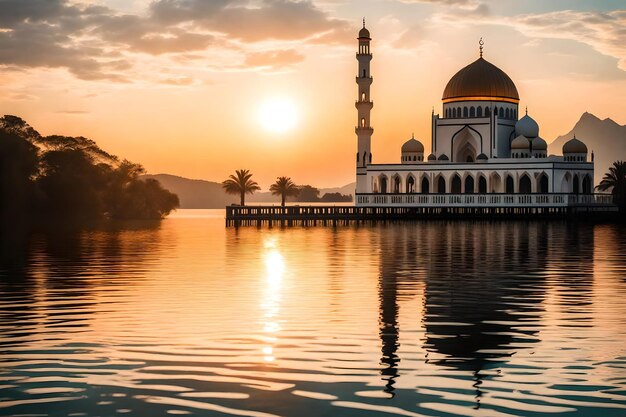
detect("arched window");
top-left (505, 108), bottom-right (510, 119)
top-left (361, 118), bottom-right (366, 127)
top-left (437, 176), bottom-right (446, 194)
top-left (505, 175), bottom-right (514, 193)
top-left (407, 176), bottom-right (415, 193)
top-left (514, 109), bottom-right (517, 119)
top-left (519, 174), bottom-right (531, 194)
top-left (499, 108), bottom-right (504, 118)
top-left (357, 153), bottom-right (359, 163)
top-left (393, 176), bottom-right (401, 193)
top-left (573, 174), bottom-right (580, 194)
top-left (413, 155), bottom-right (417, 161)
top-left (451, 175), bottom-right (462, 193)
top-left (380, 176), bottom-right (388, 194)
top-left (361, 92), bottom-right (366, 101)
top-left (369, 154), bottom-right (372, 163)
top-left (464, 175), bottom-right (474, 194)
top-left (421, 177), bottom-right (429, 194)
top-left (362, 69), bottom-right (366, 77)
top-left (485, 107), bottom-right (491, 116)
top-left (478, 176), bottom-right (487, 193)
top-left (470, 107), bottom-right (475, 117)
top-left (363, 151), bottom-right (367, 166)
top-left (494, 106), bottom-right (498, 117)
top-left (457, 107), bottom-right (461, 117)
top-left (477, 107), bottom-right (483, 117)
top-left (463, 107), bottom-right (468, 118)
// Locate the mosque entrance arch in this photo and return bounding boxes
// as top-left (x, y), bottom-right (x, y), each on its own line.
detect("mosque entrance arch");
top-left (451, 174), bottom-right (462, 193)
top-left (451, 127), bottom-right (480, 163)
top-left (421, 176), bottom-right (430, 194)
top-left (436, 175), bottom-right (446, 194)
top-left (505, 175), bottom-right (514, 193)
top-left (379, 175), bottom-right (388, 194)
top-left (464, 175), bottom-right (475, 194)
top-left (490, 172), bottom-right (502, 193)
top-left (519, 174), bottom-right (532, 194)
top-left (478, 175), bottom-right (487, 193)
top-left (406, 175), bottom-right (415, 193)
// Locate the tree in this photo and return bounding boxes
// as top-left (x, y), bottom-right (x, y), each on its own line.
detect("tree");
top-left (0, 130), bottom-right (39, 220)
top-left (222, 169), bottom-right (260, 206)
top-left (270, 176), bottom-right (300, 207)
top-left (596, 160), bottom-right (626, 211)
top-left (296, 185), bottom-right (321, 202)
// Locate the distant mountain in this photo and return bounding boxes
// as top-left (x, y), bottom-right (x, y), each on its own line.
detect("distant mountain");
top-left (143, 174), bottom-right (355, 209)
top-left (550, 112), bottom-right (626, 183)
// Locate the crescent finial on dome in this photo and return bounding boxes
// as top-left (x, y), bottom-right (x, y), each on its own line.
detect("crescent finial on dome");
top-left (479, 38), bottom-right (484, 58)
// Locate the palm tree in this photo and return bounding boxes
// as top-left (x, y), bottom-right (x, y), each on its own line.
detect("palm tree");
top-left (222, 169), bottom-right (260, 206)
top-left (596, 161), bottom-right (626, 211)
top-left (270, 176), bottom-right (300, 207)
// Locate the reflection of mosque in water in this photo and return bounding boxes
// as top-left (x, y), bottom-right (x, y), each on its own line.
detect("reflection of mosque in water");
top-left (376, 221), bottom-right (595, 403)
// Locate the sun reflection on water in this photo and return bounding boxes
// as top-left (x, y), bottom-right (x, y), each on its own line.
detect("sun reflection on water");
top-left (261, 238), bottom-right (285, 362)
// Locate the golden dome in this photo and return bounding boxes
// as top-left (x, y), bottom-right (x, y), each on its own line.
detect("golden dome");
top-left (442, 57), bottom-right (519, 104)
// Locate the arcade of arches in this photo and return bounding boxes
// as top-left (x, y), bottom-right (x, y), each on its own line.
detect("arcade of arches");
top-left (371, 171), bottom-right (592, 194)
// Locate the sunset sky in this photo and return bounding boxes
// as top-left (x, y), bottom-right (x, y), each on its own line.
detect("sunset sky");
top-left (0, 0), bottom-right (625, 188)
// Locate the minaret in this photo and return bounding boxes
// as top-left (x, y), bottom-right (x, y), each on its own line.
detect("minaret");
top-left (355, 19), bottom-right (373, 194)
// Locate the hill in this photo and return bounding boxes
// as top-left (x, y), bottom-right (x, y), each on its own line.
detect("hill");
top-left (550, 112), bottom-right (626, 183)
top-left (143, 174), bottom-right (355, 208)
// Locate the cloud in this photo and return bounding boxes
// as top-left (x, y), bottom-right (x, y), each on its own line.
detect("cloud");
top-left (398, 0), bottom-right (488, 13)
top-left (159, 76), bottom-right (195, 86)
top-left (0, 0), bottom-right (351, 82)
top-left (244, 49), bottom-right (305, 69)
top-left (433, 7), bottom-right (626, 71)
top-left (56, 110), bottom-right (89, 115)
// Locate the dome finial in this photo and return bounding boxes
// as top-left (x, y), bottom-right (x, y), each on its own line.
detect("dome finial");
top-left (525, 106), bottom-right (528, 115)
top-left (479, 37), bottom-right (484, 58)
top-left (412, 132), bottom-right (415, 139)
top-left (363, 17), bottom-right (366, 28)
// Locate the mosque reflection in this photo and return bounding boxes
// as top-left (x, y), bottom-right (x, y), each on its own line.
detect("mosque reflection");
top-left (376, 221), bottom-right (595, 403)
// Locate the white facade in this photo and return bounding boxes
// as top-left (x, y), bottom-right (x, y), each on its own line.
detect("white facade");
top-left (355, 26), bottom-right (595, 206)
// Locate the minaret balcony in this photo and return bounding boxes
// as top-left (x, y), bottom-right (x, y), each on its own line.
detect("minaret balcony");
top-left (356, 53), bottom-right (373, 59)
top-left (355, 100), bottom-right (373, 109)
top-left (355, 126), bottom-right (374, 134)
top-left (355, 76), bottom-right (373, 85)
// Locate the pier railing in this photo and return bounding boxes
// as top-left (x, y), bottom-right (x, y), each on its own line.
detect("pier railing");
top-left (355, 193), bottom-right (614, 208)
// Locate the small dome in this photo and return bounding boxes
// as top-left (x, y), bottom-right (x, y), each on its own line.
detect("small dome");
top-left (563, 137), bottom-right (588, 154)
top-left (358, 27), bottom-right (370, 39)
top-left (427, 153), bottom-right (436, 161)
top-left (511, 135), bottom-right (530, 150)
top-left (515, 114), bottom-right (539, 138)
top-left (401, 138), bottom-right (424, 153)
top-left (532, 136), bottom-right (547, 151)
top-left (477, 153), bottom-right (488, 160)
top-left (438, 154), bottom-right (449, 161)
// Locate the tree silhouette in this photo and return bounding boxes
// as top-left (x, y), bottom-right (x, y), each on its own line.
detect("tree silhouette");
top-left (222, 169), bottom-right (260, 206)
top-left (0, 116), bottom-right (179, 222)
top-left (270, 176), bottom-right (300, 207)
top-left (596, 160), bottom-right (626, 211)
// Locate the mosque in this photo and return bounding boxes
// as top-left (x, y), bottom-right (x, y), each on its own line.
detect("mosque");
top-left (354, 23), bottom-right (601, 209)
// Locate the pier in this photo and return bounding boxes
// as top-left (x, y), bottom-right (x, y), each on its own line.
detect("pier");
top-left (225, 193), bottom-right (617, 226)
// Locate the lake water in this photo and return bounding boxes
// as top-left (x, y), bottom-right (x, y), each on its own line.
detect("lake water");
top-left (1, 210), bottom-right (626, 417)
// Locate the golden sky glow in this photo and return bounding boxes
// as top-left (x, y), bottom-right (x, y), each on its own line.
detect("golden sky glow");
top-left (0, 1), bottom-right (625, 188)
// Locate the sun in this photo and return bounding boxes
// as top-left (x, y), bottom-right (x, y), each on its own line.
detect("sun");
top-left (258, 97), bottom-right (298, 134)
